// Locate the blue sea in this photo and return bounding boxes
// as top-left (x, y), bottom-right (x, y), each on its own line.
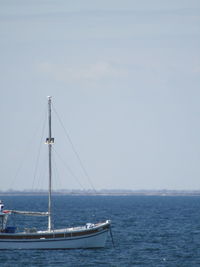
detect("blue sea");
top-left (0, 195), bottom-right (200, 266)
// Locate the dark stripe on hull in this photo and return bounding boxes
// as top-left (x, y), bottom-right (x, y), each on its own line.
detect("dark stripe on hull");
top-left (0, 224), bottom-right (110, 240)
top-left (0, 229), bottom-right (108, 243)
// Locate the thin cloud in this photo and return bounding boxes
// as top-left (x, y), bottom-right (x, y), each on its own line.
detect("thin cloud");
top-left (38, 61), bottom-right (127, 83)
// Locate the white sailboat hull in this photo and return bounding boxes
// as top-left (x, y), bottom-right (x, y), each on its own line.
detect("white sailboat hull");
top-left (0, 221), bottom-right (110, 250)
top-left (1, 98), bottom-right (112, 250)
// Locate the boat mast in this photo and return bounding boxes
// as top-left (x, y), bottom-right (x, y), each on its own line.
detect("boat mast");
top-left (46, 96), bottom-right (54, 231)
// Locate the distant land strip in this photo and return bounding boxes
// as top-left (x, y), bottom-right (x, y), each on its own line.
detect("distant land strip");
top-left (0, 190), bottom-right (200, 196)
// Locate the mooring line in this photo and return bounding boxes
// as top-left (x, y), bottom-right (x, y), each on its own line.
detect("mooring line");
top-left (110, 227), bottom-right (115, 248)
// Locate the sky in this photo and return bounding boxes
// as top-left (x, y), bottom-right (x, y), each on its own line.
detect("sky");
top-left (0, 0), bottom-right (200, 191)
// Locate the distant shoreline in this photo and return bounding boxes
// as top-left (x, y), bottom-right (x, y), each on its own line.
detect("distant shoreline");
top-left (0, 190), bottom-right (200, 196)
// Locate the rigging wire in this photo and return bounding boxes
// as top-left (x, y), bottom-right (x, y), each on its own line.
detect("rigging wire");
top-left (51, 152), bottom-right (62, 190)
top-left (51, 154), bottom-right (62, 230)
top-left (52, 147), bottom-right (85, 190)
top-left (32, 110), bottom-right (47, 190)
top-left (9, 106), bottom-right (47, 191)
top-left (52, 104), bottom-right (97, 193)
top-left (34, 154), bottom-right (47, 192)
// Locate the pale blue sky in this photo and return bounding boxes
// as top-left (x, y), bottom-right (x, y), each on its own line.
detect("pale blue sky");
top-left (0, 0), bottom-right (200, 190)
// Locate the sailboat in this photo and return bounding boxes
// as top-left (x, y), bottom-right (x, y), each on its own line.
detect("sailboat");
top-left (0, 97), bottom-right (111, 249)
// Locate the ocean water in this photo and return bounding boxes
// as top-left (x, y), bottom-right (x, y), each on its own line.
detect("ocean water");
top-left (0, 195), bottom-right (200, 266)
